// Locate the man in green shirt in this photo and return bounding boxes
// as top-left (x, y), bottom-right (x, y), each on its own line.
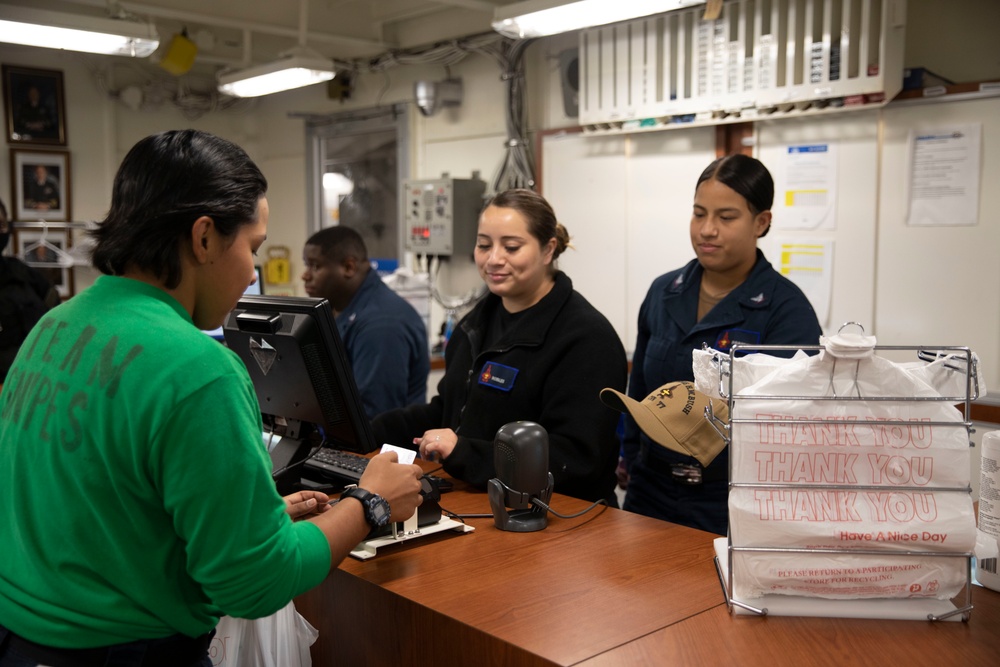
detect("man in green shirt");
top-left (0, 130), bottom-right (423, 666)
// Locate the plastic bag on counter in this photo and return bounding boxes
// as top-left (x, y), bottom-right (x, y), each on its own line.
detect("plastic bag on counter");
top-left (692, 342), bottom-right (985, 401)
top-left (210, 601), bottom-right (318, 667)
top-left (725, 338), bottom-right (979, 601)
top-left (692, 347), bottom-right (811, 400)
top-left (729, 487), bottom-right (977, 551)
top-left (729, 352), bottom-right (972, 485)
top-left (730, 551), bottom-right (969, 600)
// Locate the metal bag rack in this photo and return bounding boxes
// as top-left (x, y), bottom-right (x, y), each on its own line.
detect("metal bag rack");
top-left (706, 342), bottom-right (982, 621)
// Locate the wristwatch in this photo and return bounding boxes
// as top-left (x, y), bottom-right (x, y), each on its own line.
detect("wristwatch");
top-left (340, 486), bottom-right (391, 530)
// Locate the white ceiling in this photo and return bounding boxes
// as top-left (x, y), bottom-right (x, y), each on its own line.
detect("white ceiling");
top-left (15, 0), bottom-right (519, 70)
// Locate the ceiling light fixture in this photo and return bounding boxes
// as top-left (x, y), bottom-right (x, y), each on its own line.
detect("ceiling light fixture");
top-left (493, 0), bottom-right (707, 39)
top-left (217, 47), bottom-right (335, 97)
top-left (0, 5), bottom-right (159, 58)
top-left (217, 0), bottom-right (335, 98)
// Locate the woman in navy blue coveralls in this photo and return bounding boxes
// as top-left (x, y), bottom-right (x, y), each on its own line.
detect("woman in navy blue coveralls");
top-left (622, 154), bottom-right (822, 536)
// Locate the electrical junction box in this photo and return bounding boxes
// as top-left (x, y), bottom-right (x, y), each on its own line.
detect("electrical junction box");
top-left (402, 177), bottom-right (486, 256)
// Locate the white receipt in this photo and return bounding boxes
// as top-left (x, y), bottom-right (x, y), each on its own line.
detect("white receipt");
top-left (380, 443), bottom-right (416, 465)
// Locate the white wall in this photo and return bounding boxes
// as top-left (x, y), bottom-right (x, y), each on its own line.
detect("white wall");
top-left (538, 97), bottom-right (1000, 373)
top-left (756, 111), bottom-right (881, 337)
top-left (542, 129), bottom-right (716, 347)
top-left (875, 97), bottom-right (1000, 377)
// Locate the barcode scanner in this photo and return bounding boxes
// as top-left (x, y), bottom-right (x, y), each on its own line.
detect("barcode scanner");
top-left (487, 421), bottom-right (554, 532)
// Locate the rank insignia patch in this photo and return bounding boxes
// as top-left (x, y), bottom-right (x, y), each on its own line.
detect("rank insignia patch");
top-left (715, 328), bottom-right (761, 351)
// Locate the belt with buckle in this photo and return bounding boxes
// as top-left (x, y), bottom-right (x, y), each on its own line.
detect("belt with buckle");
top-left (669, 462), bottom-right (705, 485)
top-left (638, 443), bottom-right (727, 485)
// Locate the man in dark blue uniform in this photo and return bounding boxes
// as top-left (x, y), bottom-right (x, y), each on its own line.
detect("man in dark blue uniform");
top-left (302, 226), bottom-right (430, 418)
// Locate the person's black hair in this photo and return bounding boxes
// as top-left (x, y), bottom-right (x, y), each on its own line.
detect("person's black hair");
top-left (90, 129), bottom-right (267, 289)
top-left (0, 197), bottom-right (8, 246)
top-left (696, 154), bottom-right (774, 236)
top-left (306, 226), bottom-right (368, 264)
top-left (484, 188), bottom-right (571, 260)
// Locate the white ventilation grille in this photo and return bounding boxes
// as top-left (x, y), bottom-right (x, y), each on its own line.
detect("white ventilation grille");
top-left (579, 0), bottom-right (906, 132)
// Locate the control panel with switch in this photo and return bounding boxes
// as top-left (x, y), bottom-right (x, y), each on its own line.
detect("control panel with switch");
top-left (402, 177), bottom-right (486, 256)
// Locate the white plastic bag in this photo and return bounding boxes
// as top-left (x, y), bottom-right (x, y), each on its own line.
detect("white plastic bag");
top-left (210, 602), bottom-right (318, 667)
top-left (729, 551), bottom-right (967, 600)
top-left (727, 349), bottom-right (978, 600)
top-left (730, 353), bottom-right (973, 488)
top-left (692, 347), bottom-right (813, 399)
top-left (693, 345), bottom-right (985, 401)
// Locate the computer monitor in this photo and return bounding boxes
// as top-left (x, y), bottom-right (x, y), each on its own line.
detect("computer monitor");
top-left (202, 266), bottom-right (264, 341)
top-left (223, 295), bottom-right (378, 464)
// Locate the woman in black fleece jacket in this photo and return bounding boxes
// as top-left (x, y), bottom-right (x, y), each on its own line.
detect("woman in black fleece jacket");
top-left (372, 189), bottom-right (627, 503)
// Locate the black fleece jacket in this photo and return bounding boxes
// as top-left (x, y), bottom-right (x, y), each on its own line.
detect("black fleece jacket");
top-left (372, 272), bottom-right (627, 502)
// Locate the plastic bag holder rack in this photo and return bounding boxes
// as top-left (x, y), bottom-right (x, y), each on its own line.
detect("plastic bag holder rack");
top-left (706, 343), bottom-right (982, 622)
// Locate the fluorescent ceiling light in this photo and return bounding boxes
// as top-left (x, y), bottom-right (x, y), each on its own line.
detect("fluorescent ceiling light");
top-left (0, 5), bottom-right (159, 57)
top-left (493, 0), bottom-right (707, 38)
top-left (218, 50), bottom-right (336, 98)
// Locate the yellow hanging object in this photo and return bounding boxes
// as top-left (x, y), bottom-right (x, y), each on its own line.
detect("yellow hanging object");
top-left (159, 32), bottom-right (198, 76)
top-left (264, 245), bottom-right (291, 284)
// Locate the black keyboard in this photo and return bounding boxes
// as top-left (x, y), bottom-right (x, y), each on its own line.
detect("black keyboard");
top-left (304, 449), bottom-right (369, 486)
top-left (303, 448), bottom-right (453, 493)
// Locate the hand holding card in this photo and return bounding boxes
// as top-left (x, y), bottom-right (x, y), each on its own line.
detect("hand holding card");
top-left (380, 443), bottom-right (417, 465)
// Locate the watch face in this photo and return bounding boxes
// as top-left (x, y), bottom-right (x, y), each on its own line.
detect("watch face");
top-left (342, 487), bottom-right (391, 530)
top-left (367, 496), bottom-right (391, 527)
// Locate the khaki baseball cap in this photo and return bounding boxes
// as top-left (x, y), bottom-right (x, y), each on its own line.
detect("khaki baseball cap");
top-left (600, 381), bottom-right (729, 467)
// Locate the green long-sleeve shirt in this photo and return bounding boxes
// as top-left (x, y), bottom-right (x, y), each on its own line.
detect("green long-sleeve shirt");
top-left (0, 276), bottom-right (330, 647)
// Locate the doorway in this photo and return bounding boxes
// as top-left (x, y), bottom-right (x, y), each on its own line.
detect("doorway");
top-left (305, 104), bottom-right (410, 262)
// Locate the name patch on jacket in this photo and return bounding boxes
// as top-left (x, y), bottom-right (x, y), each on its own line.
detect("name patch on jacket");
top-left (715, 328), bottom-right (761, 351)
top-left (478, 362), bottom-right (518, 391)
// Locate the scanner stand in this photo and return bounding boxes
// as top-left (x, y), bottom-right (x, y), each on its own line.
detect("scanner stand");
top-left (487, 472), bottom-right (554, 532)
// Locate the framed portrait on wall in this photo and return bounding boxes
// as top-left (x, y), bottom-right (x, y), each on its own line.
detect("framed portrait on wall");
top-left (13, 227), bottom-right (75, 299)
top-left (2, 65), bottom-right (67, 145)
top-left (10, 149), bottom-right (71, 222)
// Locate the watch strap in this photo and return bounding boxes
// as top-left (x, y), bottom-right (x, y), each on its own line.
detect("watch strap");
top-left (340, 486), bottom-right (390, 529)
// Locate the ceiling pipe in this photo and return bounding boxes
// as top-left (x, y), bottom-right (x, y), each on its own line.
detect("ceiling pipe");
top-left (66, 0), bottom-right (387, 49)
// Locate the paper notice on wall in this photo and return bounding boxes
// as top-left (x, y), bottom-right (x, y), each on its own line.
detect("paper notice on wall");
top-left (772, 238), bottom-right (833, 327)
top-left (906, 124), bottom-right (981, 226)
top-left (778, 144), bottom-right (837, 230)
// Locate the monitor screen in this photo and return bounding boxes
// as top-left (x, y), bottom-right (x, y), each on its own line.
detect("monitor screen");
top-left (202, 266), bottom-right (263, 340)
top-left (223, 294), bottom-right (377, 455)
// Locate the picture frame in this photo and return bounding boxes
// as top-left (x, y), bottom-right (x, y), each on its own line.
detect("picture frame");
top-left (2, 65), bottom-right (67, 145)
top-left (10, 148), bottom-right (71, 222)
top-left (13, 227), bottom-right (75, 299)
